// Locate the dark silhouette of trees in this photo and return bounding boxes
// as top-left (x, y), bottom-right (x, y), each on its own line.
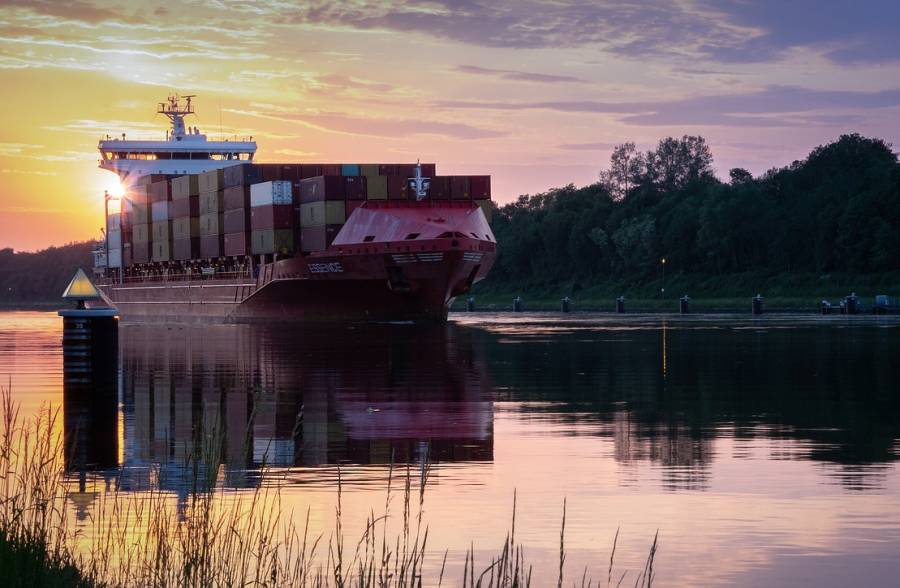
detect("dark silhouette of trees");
top-left (488, 134), bottom-right (899, 291)
top-left (0, 242), bottom-right (94, 304)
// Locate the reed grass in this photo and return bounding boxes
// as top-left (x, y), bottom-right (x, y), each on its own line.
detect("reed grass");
top-left (0, 385), bottom-right (658, 587)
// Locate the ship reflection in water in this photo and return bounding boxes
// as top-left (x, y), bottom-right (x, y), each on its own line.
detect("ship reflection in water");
top-left (64, 322), bottom-right (494, 500)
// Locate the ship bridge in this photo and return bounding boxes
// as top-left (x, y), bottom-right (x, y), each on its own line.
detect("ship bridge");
top-left (98, 95), bottom-right (256, 181)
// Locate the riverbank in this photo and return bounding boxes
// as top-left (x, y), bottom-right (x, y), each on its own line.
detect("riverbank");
top-left (464, 271), bottom-right (900, 313)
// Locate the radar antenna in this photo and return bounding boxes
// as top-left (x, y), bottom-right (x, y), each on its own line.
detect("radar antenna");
top-left (158, 94), bottom-right (196, 140)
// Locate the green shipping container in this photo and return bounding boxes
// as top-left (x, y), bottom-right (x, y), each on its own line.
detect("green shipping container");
top-left (199, 190), bottom-right (225, 214)
top-left (199, 213), bottom-right (224, 236)
top-left (359, 164), bottom-right (380, 176)
top-left (172, 217), bottom-right (200, 240)
top-left (251, 229), bottom-right (294, 255)
top-left (365, 175), bottom-right (388, 199)
top-left (299, 201), bottom-right (346, 227)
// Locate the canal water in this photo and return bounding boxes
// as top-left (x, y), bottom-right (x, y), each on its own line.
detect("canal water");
top-left (2, 310), bottom-right (900, 586)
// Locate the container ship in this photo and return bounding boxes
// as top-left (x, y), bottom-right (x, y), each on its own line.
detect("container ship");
top-left (94, 95), bottom-right (496, 322)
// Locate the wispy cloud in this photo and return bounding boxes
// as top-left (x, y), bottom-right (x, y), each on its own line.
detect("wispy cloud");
top-left (1, 168), bottom-right (57, 176)
top-left (558, 142), bottom-right (619, 151)
top-left (226, 106), bottom-right (505, 140)
top-left (455, 64), bottom-right (585, 84)
top-left (435, 86), bottom-right (900, 128)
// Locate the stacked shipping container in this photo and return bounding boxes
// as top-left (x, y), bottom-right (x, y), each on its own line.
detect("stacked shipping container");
top-left (115, 162), bottom-right (491, 268)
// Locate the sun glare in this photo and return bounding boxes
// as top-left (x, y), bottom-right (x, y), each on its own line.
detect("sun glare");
top-left (107, 178), bottom-right (126, 199)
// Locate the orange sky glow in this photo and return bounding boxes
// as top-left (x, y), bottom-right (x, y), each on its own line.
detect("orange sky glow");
top-left (2, 1), bottom-right (899, 250)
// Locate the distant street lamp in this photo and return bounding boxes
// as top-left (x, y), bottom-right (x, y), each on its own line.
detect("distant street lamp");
top-left (661, 257), bottom-right (667, 297)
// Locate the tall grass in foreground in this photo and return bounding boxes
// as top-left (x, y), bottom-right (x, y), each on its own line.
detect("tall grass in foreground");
top-left (0, 386), bottom-right (657, 587)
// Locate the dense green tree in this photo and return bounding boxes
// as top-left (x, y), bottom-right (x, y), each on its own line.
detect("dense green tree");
top-left (484, 133), bottom-right (900, 292)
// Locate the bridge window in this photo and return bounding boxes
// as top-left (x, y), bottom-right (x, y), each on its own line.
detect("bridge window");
top-left (404, 233), bottom-right (420, 240)
top-left (363, 236), bottom-right (375, 242)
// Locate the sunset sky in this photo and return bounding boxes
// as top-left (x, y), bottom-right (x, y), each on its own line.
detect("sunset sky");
top-left (2, 0), bottom-right (899, 251)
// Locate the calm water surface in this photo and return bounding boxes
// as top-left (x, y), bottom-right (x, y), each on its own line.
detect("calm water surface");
top-left (2, 310), bottom-right (900, 586)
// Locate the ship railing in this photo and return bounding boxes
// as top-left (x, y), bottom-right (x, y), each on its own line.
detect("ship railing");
top-left (119, 270), bottom-right (252, 285)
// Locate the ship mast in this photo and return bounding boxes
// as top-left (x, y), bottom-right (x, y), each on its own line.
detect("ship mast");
top-left (158, 94), bottom-right (196, 140)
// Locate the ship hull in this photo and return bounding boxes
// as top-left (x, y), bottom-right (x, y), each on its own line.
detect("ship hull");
top-left (99, 202), bottom-right (496, 323)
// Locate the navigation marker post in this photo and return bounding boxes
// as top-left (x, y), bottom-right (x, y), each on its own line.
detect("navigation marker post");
top-left (58, 269), bottom-right (119, 476)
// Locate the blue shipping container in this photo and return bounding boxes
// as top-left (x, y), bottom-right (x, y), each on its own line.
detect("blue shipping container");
top-left (341, 164), bottom-right (360, 176)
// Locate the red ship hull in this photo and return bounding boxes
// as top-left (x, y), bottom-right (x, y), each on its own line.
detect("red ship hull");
top-left (99, 201), bottom-right (496, 323)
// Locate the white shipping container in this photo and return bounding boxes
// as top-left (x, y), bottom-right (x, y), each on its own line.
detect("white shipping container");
top-left (107, 229), bottom-right (122, 249)
top-left (107, 212), bottom-right (121, 231)
top-left (107, 247), bottom-right (122, 268)
top-left (151, 201), bottom-right (170, 222)
top-left (250, 181), bottom-right (292, 208)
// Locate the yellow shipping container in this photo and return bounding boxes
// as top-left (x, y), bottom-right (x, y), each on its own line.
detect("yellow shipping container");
top-left (199, 169), bottom-right (224, 194)
top-left (359, 164), bottom-right (380, 176)
top-left (199, 212), bottom-right (224, 236)
top-left (172, 175), bottom-right (200, 199)
top-left (299, 201), bottom-right (345, 227)
top-left (133, 223), bottom-right (151, 244)
top-left (152, 220), bottom-right (172, 242)
top-left (152, 240), bottom-right (171, 262)
top-left (199, 190), bottom-right (225, 214)
top-left (172, 217), bottom-right (200, 240)
top-left (132, 203), bottom-right (150, 225)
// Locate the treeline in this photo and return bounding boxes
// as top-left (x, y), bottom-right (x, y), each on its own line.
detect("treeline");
top-left (0, 242), bottom-right (95, 305)
top-left (484, 133), bottom-right (900, 294)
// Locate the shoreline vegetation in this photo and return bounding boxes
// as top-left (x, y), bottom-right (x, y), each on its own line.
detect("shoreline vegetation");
top-left (0, 387), bottom-right (658, 587)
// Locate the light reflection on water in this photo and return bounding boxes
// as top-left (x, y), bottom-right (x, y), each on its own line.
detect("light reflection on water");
top-left (2, 310), bottom-right (900, 586)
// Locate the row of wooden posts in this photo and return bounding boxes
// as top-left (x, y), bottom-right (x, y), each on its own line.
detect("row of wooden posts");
top-left (465, 293), bottom-right (888, 314)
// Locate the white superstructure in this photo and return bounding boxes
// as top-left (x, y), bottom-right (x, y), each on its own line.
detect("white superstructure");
top-left (98, 95), bottom-right (256, 183)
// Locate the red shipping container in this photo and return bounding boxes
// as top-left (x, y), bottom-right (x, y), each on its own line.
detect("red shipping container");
top-left (132, 242), bottom-right (151, 264)
top-left (450, 176), bottom-right (471, 200)
top-left (299, 164), bottom-right (322, 179)
top-left (300, 176), bottom-right (345, 203)
top-left (170, 195), bottom-right (199, 219)
top-left (257, 163), bottom-right (283, 182)
top-left (200, 235), bottom-right (224, 258)
top-left (173, 237), bottom-right (200, 261)
top-left (344, 176), bottom-right (367, 200)
top-left (223, 186), bottom-right (251, 211)
top-left (421, 163), bottom-right (436, 177)
top-left (394, 164), bottom-right (416, 178)
top-left (300, 224), bottom-right (341, 252)
top-left (277, 164), bottom-right (301, 182)
top-left (250, 204), bottom-right (294, 230)
top-left (345, 200), bottom-right (364, 218)
top-left (429, 176), bottom-right (450, 199)
top-left (223, 208), bottom-right (251, 233)
top-left (224, 232), bottom-right (251, 257)
top-left (150, 180), bottom-right (171, 203)
top-left (378, 164), bottom-right (395, 176)
top-left (469, 175), bottom-right (491, 199)
top-left (322, 163), bottom-right (341, 176)
top-left (387, 175), bottom-right (409, 200)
